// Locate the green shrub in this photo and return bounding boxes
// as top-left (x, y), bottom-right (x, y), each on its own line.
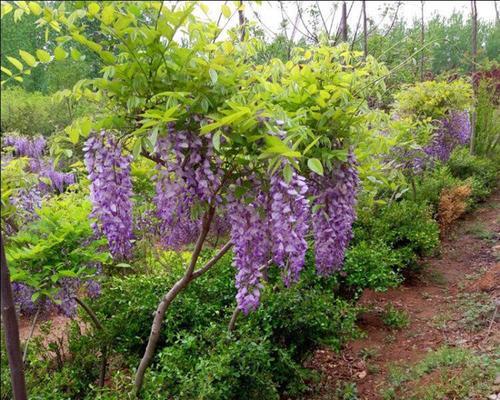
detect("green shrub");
top-left (27, 251), bottom-right (359, 400)
top-left (355, 200), bottom-right (440, 270)
top-left (0, 88), bottom-right (94, 136)
top-left (415, 166), bottom-right (463, 210)
top-left (139, 263), bottom-right (360, 399)
top-left (146, 328), bottom-right (282, 400)
top-left (92, 251), bottom-right (236, 360)
top-left (7, 192), bottom-right (108, 306)
top-left (393, 79), bottom-right (473, 120)
top-left (473, 80), bottom-right (500, 160)
top-left (448, 148), bottom-right (498, 201)
top-left (342, 241), bottom-right (403, 296)
top-left (249, 266), bottom-right (361, 362)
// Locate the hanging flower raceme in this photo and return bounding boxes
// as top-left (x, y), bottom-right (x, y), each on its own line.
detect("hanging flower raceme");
top-left (228, 184), bottom-right (270, 314)
top-left (425, 110), bottom-right (471, 162)
top-left (29, 159), bottom-right (75, 192)
top-left (269, 168), bottom-right (310, 286)
top-left (3, 135), bottom-right (46, 158)
top-left (310, 150), bottom-right (359, 276)
top-left (83, 131), bottom-right (133, 259)
top-left (153, 125), bottom-right (224, 250)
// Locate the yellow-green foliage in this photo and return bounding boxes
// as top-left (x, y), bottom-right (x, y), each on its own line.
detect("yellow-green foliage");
top-left (393, 79), bottom-right (473, 120)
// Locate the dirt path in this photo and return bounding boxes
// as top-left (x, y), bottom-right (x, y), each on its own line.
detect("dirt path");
top-left (307, 189), bottom-right (499, 400)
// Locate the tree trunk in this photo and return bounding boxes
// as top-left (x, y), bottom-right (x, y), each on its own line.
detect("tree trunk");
top-left (134, 209), bottom-right (234, 395)
top-left (362, 0), bottom-right (368, 57)
top-left (238, 1), bottom-right (246, 42)
top-left (420, 1), bottom-right (425, 81)
top-left (1, 233), bottom-right (28, 400)
top-left (470, 0), bottom-right (478, 153)
top-left (341, 1), bottom-right (348, 42)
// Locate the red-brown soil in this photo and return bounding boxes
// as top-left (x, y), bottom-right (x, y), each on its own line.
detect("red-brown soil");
top-left (306, 189), bottom-right (499, 399)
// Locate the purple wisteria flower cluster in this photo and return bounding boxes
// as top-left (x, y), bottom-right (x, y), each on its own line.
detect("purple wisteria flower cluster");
top-left (228, 186), bottom-right (270, 314)
top-left (390, 110), bottom-right (471, 173)
top-left (84, 131), bottom-right (134, 259)
top-left (29, 158), bottom-right (75, 192)
top-left (9, 188), bottom-right (43, 227)
top-left (310, 150), bottom-right (359, 276)
top-left (153, 125), bottom-right (224, 249)
top-left (3, 135), bottom-right (46, 158)
top-left (13, 274), bottom-right (102, 317)
top-left (270, 169), bottom-right (310, 286)
top-left (85, 126), bottom-right (360, 314)
top-left (2, 135), bottom-right (76, 224)
top-left (424, 110), bottom-right (471, 162)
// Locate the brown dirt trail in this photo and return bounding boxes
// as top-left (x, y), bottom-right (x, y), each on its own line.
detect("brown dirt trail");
top-left (306, 189), bottom-right (499, 399)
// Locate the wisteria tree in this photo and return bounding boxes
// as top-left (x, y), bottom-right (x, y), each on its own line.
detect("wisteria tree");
top-left (1, 1), bottom-right (389, 394)
top-left (393, 79), bottom-right (474, 169)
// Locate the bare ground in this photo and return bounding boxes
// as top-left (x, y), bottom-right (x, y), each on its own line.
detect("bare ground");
top-left (306, 189), bottom-right (500, 400)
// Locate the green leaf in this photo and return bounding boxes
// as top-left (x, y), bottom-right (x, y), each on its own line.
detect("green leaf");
top-left (71, 47), bottom-right (82, 61)
top-left (19, 50), bottom-right (37, 67)
top-left (99, 50), bottom-right (115, 64)
top-left (6, 56), bottom-right (23, 71)
top-left (28, 1), bottom-right (42, 15)
top-left (221, 4), bottom-right (231, 18)
top-left (307, 158), bottom-right (324, 176)
top-left (101, 5), bottom-right (115, 25)
top-left (54, 46), bottom-right (68, 61)
top-left (1, 3), bottom-right (13, 17)
top-left (79, 117), bottom-right (92, 138)
top-left (263, 135), bottom-right (301, 158)
top-left (200, 109), bottom-right (249, 134)
top-left (31, 292), bottom-right (41, 302)
top-left (132, 138), bottom-right (142, 159)
top-left (209, 68), bottom-right (218, 85)
top-left (58, 270), bottom-right (78, 278)
top-left (283, 163), bottom-right (293, 183)
top-left (149, 128), bottom-right (158, 147)
top-left (212, 130), bottom-right (221, 151)
top-left (163, 104), bottom-right (179, 121)
top-left (36, 49), bottom-right (51, 63)
top-left (67, 126), bottom-right (79, 144)
top-left (1, 66), bottom-right (12, 76)
top-left (114, 263), bottom-right (132, 268)
top-left (14, 76), bottom-right (23, 82)
top-left (13, 8), bottom-right (23, 22)
top-left (88, 2), bottom-right (100, 16)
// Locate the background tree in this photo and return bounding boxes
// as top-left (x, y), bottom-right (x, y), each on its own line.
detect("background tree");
top-left (1, 233), bottom-right (28, 400)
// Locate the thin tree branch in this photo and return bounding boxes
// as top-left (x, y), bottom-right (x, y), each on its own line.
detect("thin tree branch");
top-left (22, 305), bottom-right (41, 363)
top-left (140, 150), bottom-right (167, 167)
top-left (315, 1), bottom-right (330, 38)
top-left (228, 307), bottom-right (240, 331)
top-left (350, 6), bottom-right (363, 50)
top-left (383, 2), bottom-right (402, 37)
top-left (296, 1), bottom-right (319, 42)
top-left (191, 240), bottom-right (233, 280)
top-left (74, 297), bottom-right (107, 387)
top-left (279, 1), bottom-right (315, 42)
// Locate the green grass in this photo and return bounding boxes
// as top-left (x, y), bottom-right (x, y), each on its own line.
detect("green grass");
top-left (380, 346), bottom-right (498, 400)
top-left (335, 381), bottom-right (359, 400)
top-left (358, 347), bottom-right (379, 361)
top-left (381, 304), bottom-right (410, 330)
top-left (465, 222), bottom-right (497, 241)
top-left (456, 292), bottom-right (497, 332)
